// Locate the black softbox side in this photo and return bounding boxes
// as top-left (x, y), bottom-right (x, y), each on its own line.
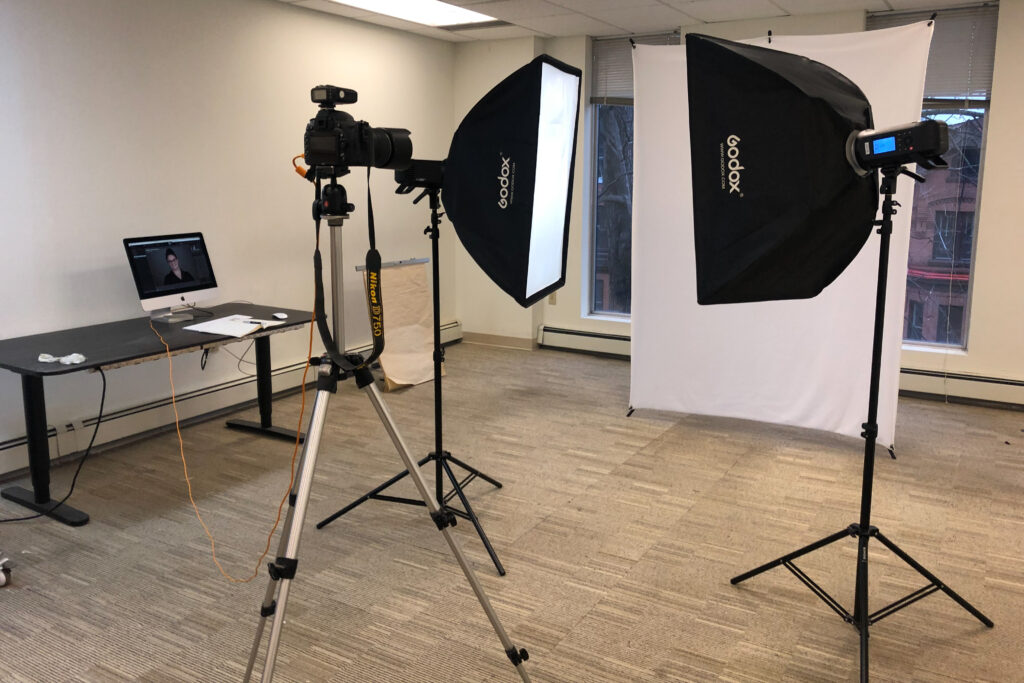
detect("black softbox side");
top-left (686, 34), bottom-right (878, 305)
top-left (443, 54), bottom-right (582, 307)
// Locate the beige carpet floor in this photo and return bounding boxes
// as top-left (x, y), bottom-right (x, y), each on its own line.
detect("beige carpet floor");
top-left (1, 342), bottom-right (1021, 682)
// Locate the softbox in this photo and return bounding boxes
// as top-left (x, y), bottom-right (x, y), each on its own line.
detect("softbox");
top-left (686, 34), bottom-right (878, 305)
top-left (442, 54), bottom-right (582, 307)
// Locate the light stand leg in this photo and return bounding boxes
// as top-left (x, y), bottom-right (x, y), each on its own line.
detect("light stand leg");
top-left (731, 526), bottom-right (852, 585)
top-left (246, 368), bottom-right (335, 683)
top-left (856, 531), bottom-right (870, 683)
top-left (362, 381), bottom-right (530, 682)
top-left (730, 167), bottom-right (991, 681)
top-left (317, 188), bottom-right (506, 576)
top-left (873, 531), bottom-right (992, 627)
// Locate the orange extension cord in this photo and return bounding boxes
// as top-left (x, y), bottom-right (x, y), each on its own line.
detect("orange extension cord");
top-left (149, 305), bottom-right (315, 583)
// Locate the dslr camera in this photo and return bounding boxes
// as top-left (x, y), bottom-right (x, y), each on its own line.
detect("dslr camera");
top-left (304, 85), bottom-right (413, 171)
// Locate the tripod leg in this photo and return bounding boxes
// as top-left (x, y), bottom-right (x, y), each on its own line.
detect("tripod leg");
top-left (244, 444), bottom-right (309, 682)
top-left (440, 457), bottom-right (506, 576)
top-left (731, 527), bottom-right (853, 584)
top-left (363, 383), bottom-right (531, 682)
top-left (874, 531), bottom-right (993, 627)
top-left (250, 384), bottom-right (333, 683)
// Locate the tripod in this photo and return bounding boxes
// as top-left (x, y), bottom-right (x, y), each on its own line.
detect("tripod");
top-left (731, 165), bottom-right (992, 681)
top-left (244, 179), bottom-right (530, 682)
top-left (318, 186), bottom-right (506, 576)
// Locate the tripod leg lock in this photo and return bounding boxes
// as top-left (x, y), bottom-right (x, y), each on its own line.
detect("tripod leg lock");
top-left (860, 422), bottom-right (878, 440)
top-left (267, 557), bottom-right (298, 581)
top-left (353, 364), bottom-right (376, 389)
top-left (260, 600), bottom-right (278, 618)
top-left (430, 509), bottom-right (457, 530)
top-left (505, 646), bottom-right (529, 666)
top-left (315, 363), bottom-right (342, 392)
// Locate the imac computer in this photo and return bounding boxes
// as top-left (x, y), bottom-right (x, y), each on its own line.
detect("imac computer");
top-left (123, 232), bottom-right (219, 322)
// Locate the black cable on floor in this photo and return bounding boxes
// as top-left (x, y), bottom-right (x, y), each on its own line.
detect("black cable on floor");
top-left (0, 368), bottom-right (107, 523)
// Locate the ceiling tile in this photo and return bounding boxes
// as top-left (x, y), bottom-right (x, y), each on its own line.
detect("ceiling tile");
top-left (458, 0), bottom-right (567, 21)
top-left (512, 12), bottom-right (623, 36)
top-left (584, 4), bottom-right (696, 33)
top-left (549, 0), bottom-right (662, 11)
top-left (669, 0), bottom-right (787, 23)
top-left (772, 0), bottom-right (888, 13)
top-left (451, 24), bottom-right (542, 39)
top-left (885, 0), bottom-right (974, 9)
top-left (293, 0), bottom-right (373, 19)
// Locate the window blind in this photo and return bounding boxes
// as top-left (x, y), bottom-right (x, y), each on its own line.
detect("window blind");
top-left (867, 5), bottom-right (999, 99)
top-left (591, 33), bottom-right (679, 103)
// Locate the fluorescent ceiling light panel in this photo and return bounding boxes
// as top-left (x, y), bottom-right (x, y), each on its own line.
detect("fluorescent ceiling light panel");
top-left (329, 0), bottom-right (495, 27)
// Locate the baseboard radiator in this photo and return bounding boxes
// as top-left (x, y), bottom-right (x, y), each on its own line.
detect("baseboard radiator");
top-left (536, 325), bottom-right (1023, 408)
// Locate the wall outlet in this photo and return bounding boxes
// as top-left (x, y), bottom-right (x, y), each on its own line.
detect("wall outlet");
top-left (548, 292), bottom-right (557, 305)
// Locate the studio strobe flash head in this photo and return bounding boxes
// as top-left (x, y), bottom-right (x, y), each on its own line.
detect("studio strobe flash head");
top-left (848, 119), bottom-right (949, 174)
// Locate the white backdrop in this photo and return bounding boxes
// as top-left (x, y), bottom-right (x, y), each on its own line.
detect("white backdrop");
top-left (630, 24), bottom-right (934, 446)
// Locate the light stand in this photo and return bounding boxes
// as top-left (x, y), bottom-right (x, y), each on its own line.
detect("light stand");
top-left (317, 184), bottom-right (507, 576)
top-left (244, 176), bottom-right (530, 682)
top-left (730, 165), bottom-right (992, 681)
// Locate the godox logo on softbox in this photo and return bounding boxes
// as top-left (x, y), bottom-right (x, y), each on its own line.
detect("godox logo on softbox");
top-left (725, 134), bottom-right (744, 195)
top-left (497, 155), bottom-right (514, 209)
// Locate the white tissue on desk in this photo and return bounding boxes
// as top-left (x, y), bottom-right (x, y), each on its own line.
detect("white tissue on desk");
top-left (38, 353), bottom-right (86, 365)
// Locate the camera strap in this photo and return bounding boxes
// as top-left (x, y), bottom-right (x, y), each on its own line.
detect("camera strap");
top-left (362, 167), bottom-right (385, 366)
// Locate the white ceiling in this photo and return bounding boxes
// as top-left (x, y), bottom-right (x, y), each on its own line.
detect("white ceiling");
top-left (279, 0), bottom-right (978, 42)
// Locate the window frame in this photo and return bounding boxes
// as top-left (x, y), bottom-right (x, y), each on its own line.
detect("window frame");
top-left (586, 33), bottom-right (679, 320)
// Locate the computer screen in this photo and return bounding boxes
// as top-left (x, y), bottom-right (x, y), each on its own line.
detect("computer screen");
top-left (123, 232), bottom-right (219, 312)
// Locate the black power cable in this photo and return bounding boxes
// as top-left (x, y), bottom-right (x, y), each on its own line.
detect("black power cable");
top-left (0, 368), bottom-right (107, 523)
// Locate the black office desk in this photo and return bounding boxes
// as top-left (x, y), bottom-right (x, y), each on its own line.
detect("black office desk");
top-left (0, 304), bottom-right (312, 526)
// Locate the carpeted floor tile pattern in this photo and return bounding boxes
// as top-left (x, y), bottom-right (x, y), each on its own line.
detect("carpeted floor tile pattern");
top-left (1, 342), bottom-right (1021, 682)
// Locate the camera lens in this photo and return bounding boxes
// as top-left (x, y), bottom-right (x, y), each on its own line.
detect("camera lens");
top-left (370, 127), bottom-right (413, 170)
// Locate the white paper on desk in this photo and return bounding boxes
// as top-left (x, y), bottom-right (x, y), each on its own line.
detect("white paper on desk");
top-left (184, 315), bottom-right (263, 338)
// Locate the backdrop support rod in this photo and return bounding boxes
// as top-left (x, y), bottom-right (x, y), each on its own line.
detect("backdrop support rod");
top-left (316, 186), bottom-right (507, 576)
top-left (730, 165), bottom-right (992, 682)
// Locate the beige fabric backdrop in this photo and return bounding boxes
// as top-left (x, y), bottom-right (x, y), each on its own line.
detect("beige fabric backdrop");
top-left (369, 262), bottom-right (437, 390)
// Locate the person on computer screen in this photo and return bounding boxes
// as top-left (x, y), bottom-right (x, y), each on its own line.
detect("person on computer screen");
top-left (163, 248), bottom-right (195, 285)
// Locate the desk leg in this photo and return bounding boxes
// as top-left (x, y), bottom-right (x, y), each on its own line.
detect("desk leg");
top-left (1, 375), bottom-right (89, 526)
top-left (225, 336), bottom-right (305, 443)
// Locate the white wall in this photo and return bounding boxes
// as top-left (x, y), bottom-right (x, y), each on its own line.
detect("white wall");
top-left (0, 0), bottom-right (455, 475)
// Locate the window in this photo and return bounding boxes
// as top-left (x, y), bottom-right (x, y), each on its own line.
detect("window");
top-left (589, 33), bottom-right (678, 316)
top-left (593, 104), bottom-right (633, 314)
top-left (906, 300), bottom-right (925, 340)
top-left (932, 210), bottom-right (974, 263)
top-left (869, 6), bottom-right (998, 348)
top-left (937, 304), bottom-right (964, 345)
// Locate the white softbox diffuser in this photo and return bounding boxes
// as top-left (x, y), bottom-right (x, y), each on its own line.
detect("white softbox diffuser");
top-left (630, 24), bottom-right (934, 446)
